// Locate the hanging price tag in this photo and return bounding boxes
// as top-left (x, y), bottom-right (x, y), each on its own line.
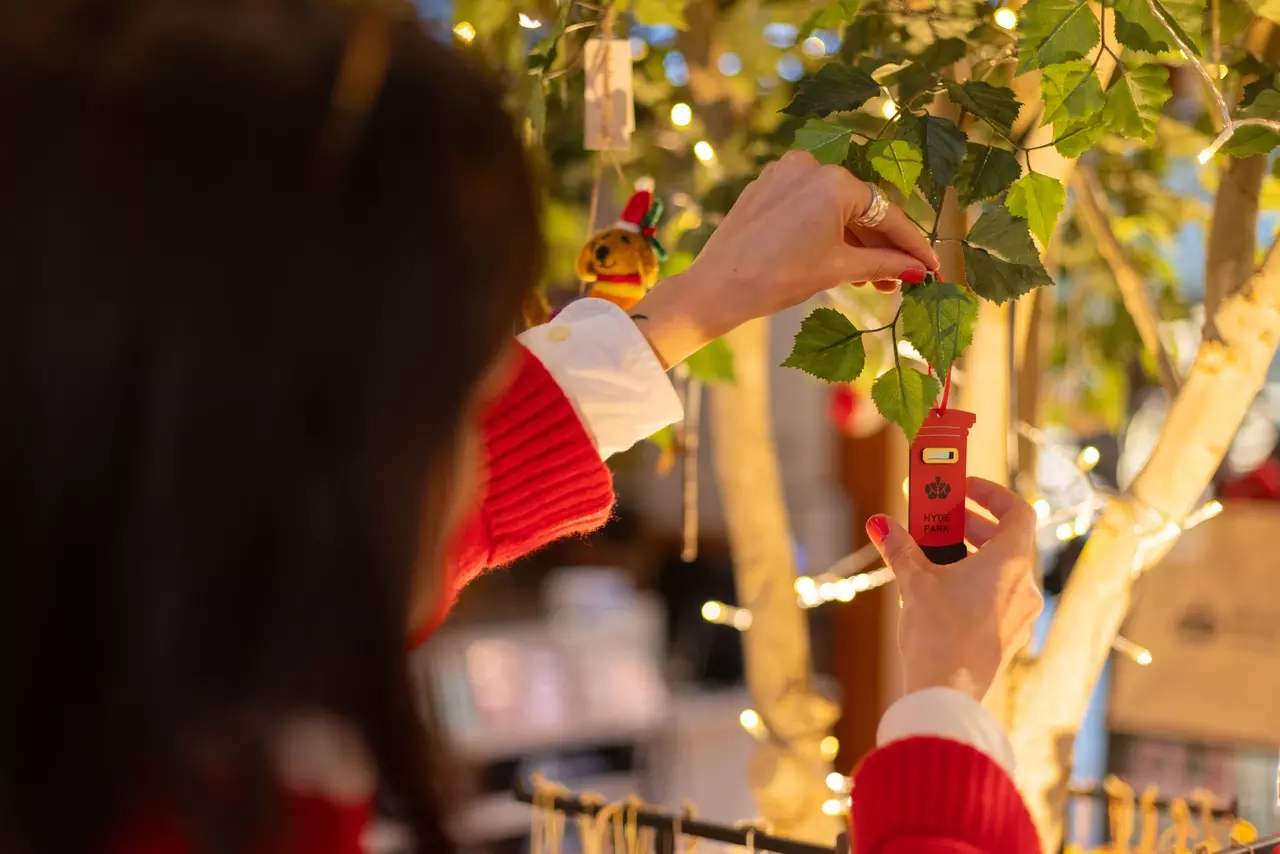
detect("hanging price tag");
top-left (908, 408), bottom-right (976, 565)
top-left (583, 38), bottom-right (634, 151)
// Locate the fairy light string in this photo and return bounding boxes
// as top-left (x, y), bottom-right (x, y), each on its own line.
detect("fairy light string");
top-left (702, 424), bottom-right (1224, 677)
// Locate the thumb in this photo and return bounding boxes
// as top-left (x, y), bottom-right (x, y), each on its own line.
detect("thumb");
top-left (835, 246), bottom-right (925, 286)
top-left (866, 514), bottom-right (930, 584)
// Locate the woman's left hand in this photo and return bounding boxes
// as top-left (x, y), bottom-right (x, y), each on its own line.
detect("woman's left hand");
top-left (632, 149), bottom-right (939, 367)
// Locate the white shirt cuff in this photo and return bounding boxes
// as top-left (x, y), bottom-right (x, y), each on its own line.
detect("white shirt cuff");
top-left (517, 298), bottom-right (684, 460)
top-left (876, 688), bottom-right (1016, 776)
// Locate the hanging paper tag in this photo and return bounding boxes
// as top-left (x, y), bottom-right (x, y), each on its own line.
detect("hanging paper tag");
top-left (908, 407), bottom-right (976, 565)
top-left (583, 38), bottom-right (634, 151)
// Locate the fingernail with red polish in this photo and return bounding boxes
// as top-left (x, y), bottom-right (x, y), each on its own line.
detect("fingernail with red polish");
top-left (866, 515), bottom-right (891, 545)
top-left (899, 268), bottom-right (926, 285)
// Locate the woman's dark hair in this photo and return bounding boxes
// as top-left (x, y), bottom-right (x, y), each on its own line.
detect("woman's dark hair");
top-left (0, 1), bottom-right (541, 851)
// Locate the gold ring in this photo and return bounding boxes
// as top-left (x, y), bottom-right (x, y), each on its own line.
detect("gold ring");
top-left (852, 183), bottom-right (889, 228)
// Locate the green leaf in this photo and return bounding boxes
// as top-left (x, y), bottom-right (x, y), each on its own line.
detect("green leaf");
top-left (901, 282), bottom-right (979, 376)
top-left (800, 0), bottom-right (862, 39)
top-left (782, 307), bottom-right (868, 382)
top-left (1040, 60), bottom-right (1105, 125)
top-left (955, 144), bottom-right (1022, 207)
top-left (631, 0), bottom-right (688, 28)
top-left (1016, 0), bottom-right (1100, 74)
top-left (868, 139), bottom-right (924, 198)
top-left (1102, 64), bottom-right (1171, 142)
top-left (685, 337), bottom-right (737, 383)
top-left (1005, 172), bottom-right (1066, 247)
top-left (887, 39), bottom-right (968, 102)
top-left (1052, 119), bottom-right (1104, 156)
top-left (962, 206), bottom-right (1055, 303)
top-left (919, 38), bottom-right (970, 70)
top-left (846, 141), bottom-right (879, 183)
top-left (944, 80), bottom-right (1022, 134)
top-left (1223, 89), bottom-right (1280, 156)
top-left (792, 119), bottom-right (855, 164)
top-left (1240, 72), bottom-right (1280, 109)
top-left (1114, 0), bottom-right (1205, 54)
top-left (899, 114), bottom-right (968, 209)
top-left (782, 64), bottom-right (880, 118)
top-left (871, 366), bottom-right (941, 440)
top-left (527, 2), bottom-right (570, 71)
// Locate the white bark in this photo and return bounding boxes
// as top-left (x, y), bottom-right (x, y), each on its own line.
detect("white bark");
top-left (1008, 244), bottom-right (1280, 851)
top-left (710, 318), bottom-right (839, 844)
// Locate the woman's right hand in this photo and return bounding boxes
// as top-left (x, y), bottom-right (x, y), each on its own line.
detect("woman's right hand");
top-left (631, 150), bottom-right (939, 368)
top-left (865, 478), bottom-right (1043, 703)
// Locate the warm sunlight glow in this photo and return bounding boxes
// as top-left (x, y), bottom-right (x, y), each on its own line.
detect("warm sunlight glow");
top-left (994, 7), bottom-right (1018, 30)
top-left (453, 21), bottom-right (477, 42)
top-left (518, 12), bottom-right (542, 28)
top-left (881, 99), bottom-right (899, 119)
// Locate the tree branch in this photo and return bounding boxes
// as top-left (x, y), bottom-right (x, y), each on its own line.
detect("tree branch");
top-left (1008, 229), bottom-right (1280, 852)
top-left (1071, 167), bottom-right (1182, 398)
top-left (1203, 155), bottom-right (1268, 332)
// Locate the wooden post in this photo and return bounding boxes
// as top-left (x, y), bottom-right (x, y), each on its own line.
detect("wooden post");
top-left (830, 424), bottom-right (909, 771)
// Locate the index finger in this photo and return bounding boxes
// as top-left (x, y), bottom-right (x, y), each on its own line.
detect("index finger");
top-left (966, 477), bottom-right (1034, 524)
top-left (842, 176), bottom-right (939, 271)
top-left (866, 204), bottom-right (940, 272)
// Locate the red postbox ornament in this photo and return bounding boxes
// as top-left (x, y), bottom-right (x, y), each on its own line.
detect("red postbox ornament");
top-left (908, 407), bottom-right (976, 565)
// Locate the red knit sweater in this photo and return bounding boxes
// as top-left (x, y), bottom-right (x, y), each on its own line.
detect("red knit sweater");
top-left (109, 345), bottom-right (1037, 853)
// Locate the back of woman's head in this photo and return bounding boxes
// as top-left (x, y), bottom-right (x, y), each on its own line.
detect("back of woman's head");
top-left (0, 1), bottom-right (540, 850)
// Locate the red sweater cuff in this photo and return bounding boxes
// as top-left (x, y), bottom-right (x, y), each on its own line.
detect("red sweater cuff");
top-left (412, 345), bottom-right (614, 646)
top-left (850, 737), bottom-right (1040, 854)
top-left (478, 345), bottom-right (615, 565)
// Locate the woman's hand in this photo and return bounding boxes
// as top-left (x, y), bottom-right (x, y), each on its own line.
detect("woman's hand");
top-left (865, 478), bottom-right (1043, 703)
top-left (632, 149), bottom-right (939, 367)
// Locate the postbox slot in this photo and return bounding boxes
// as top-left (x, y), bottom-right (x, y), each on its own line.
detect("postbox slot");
top-left (922, 447), bottom-right (958, 464)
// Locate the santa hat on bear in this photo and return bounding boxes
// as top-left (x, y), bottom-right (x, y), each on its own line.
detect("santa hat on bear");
top-left (613, 180), bottom-right (667, 260)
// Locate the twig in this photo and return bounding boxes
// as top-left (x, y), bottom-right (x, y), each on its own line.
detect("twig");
top-left (1071, 167), bottom-right (1181, 397)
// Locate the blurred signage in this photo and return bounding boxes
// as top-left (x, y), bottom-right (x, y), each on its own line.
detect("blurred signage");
top-left (1111, 502), bottom-right (1280, 748)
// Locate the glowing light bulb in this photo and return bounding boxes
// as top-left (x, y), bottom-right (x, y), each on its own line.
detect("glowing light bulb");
top-left (518, 12), bottom-right (542, 28)
top-left (1033, 499), bottom-right (1051, 520)
top-left (453, 21), bottom-right (477, 42)
top-left (1077, 445), bottom-right (1101, 471)
top-left (826, 772), bottom-right (846, 791)
top-left (731, 608), bottom-right (754, 631)
top-left (671, 102), bottom-right (693, 127)
top-left (822, 798), bottom-right (843, 816)
top-left (994, 7), bottom-right (1018, 30)
top-left (701, 601), bottom-right (723, 622)
top-left (740, 708), bottom-right (761, 731)
top-left (834, 579), bottom-right (856, 602)
top-left (803, 36), bottom-right (826, 57)
top-left (820, 735), bottom-right (840, 759)
top-left (881, 99), bottom-right (899, 119)
top-left (1136, 649), bottom-right (1153, 665)
top-left (694, 140), bottom-right (715, 162)
top-left (1055, 523), bottom-right (1074, 541)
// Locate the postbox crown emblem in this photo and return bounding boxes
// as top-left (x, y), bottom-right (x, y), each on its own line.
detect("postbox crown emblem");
top-left (925, 476), bottom-right (951, 500)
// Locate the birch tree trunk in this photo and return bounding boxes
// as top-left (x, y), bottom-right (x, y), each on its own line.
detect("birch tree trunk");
top-left (710, 317), bottom-right (839, 844)
top-left (1008, 245), bottom-right (1280, 851)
